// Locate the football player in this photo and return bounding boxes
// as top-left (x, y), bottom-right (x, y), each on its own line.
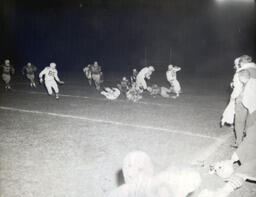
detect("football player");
top-left (136, 66), bottom-right (155, 91)
top-left (166, 64), bottom-right (181, 98)
top-left (39, 62), bottom-right (64, 99)
top-left (0, 59), bottom-right (15, 90)
top-left (100, 87), bottom-right (120, 100)
top-left (130, 68), bottom-right (138, 85)
top-left (117, 77), bottom-right (130, 93)
top-left (83, 64), bottom-right (92, 86)
top-left (91, 61), bottom-right (103, 91)
top-left (22, 62), bottom-right (37, 87)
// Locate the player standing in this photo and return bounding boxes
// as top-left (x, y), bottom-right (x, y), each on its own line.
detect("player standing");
top-left (39, 62), bottom-right (64, 99)
top-left (22, 62), bottom-right (37, 87)
top-left (0, 59), bottom-right (15, 90)
top-left (166, 64), bottom-right (181, 98)
top-left (91, 61), bottom-right (103, 91)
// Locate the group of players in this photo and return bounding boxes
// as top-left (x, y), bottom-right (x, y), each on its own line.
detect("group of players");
top-left (107, 55), bottom-right (256, 197)
top-left (0, 60), bottom-right (64, 99)
top-left (83, 62), bottom-right (182, 102)
top-left (0, 59), bottom-right (181, 101)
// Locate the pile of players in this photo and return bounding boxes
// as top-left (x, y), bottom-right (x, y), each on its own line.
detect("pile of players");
top-left (83, 62), bottom-right (182, 102)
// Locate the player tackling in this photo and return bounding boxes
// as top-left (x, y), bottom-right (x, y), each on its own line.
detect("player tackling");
top-left (39, 62), bottom-right (64, 99)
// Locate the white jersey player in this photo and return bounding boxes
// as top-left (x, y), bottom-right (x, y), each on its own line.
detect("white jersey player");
top-left (166, 64), bottom-right (181, 98)
top-left (136, 66), bottom-right (155, 91)
top-left (39, 62), bottom-right (64, 99)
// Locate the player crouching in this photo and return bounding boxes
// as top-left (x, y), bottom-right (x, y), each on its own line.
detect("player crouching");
top-left (117, 77), bottom-right (130, 93)
top-left (22, 62), bottom-right (37, 87)
top-left (0, 59), bottom-right (15, 90)
top-left (39, 62), bottom-right (64, 99)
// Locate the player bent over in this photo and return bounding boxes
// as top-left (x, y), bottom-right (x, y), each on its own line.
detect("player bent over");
top-left (166, 64), bottom-right (181, 98)
top-left (91, 61), bottom-right (103, 91)
top-left (22, 62), bottom-right (37, 87)
top-left (0, 59), bottom-right (15, 90)
top-left (136, 66), bottom-right (155, 92)
top-left (39, 62), bottom-right (64, 99)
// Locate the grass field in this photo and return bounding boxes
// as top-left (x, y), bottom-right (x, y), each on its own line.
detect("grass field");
top-left (0, 72), bottom-right (255, 197)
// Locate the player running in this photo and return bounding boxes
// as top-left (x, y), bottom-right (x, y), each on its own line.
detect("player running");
top-left (91, 61), bottom-right (103, 91)
top-left (166, 64), bottom-right (181, 98)
top-left (0, 59), bottom-right (15, 90)
top-left (83, 64), bottom-right (92, 86)
top-left (22, 62), bottom-right (37, 87)
top-left (136, 66), bottom-right (155, 92)
top-left (39, 62), bottom-right (64, 99)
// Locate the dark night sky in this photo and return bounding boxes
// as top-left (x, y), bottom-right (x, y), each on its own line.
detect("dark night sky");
top-left (0, 0), bottom-right (255, 75)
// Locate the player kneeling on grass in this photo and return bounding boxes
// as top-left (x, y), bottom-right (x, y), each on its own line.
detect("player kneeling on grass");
top-left (0, 59), bottom-right (15, 90)
top-left (100, 87), bottom-right (120, 100)
top-left (83, 64), bottom-right (92, 86)
top-left (22, 62), bottom-right (37, 87)
top-left (199, 118), bottom-right (256, 197)
top-left (136, 66), bottom-right (155, 92)
top-left (39, 62), bottom-right (64, 99)
top-left (117, 77), bottom-right (130, 93)
top-left (166, 64), bottom-right (181, 98)
top-left (106, 151), bottom-right (201, 197)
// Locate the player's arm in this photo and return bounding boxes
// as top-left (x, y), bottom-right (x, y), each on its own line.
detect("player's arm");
top-left (54, 70), bottom-right (64, 84)
top-left (174, 66), bottom-right (181, 72)
top-left (39, 68), bottom-right (47, 83)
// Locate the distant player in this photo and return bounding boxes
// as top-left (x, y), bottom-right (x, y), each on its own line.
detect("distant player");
top-left (39, 62), bottom-right (64, 99)
top-left (166, 64), bottom-right (181, 98)
top-left (83, 64), bottom-right (92, 86)
top-left (136, 66), bottom-right (155, 92)
top-left (22, 62), bottom-right (37, 87)
top-left (117, 77), bottom-right (130, 93)
top-left (130, 68), bottom-right (138, 85)
top-left (91, 61), bottom-right (103, 90)
top-left (0, 59), bottom-right (15, 90)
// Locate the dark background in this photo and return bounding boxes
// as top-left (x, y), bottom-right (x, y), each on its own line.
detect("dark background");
top-left (0, 0), bottom-right (255, 75)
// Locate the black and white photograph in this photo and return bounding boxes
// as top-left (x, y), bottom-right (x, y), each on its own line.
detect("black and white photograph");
top-left (0, 0), bottom-right (256, 196)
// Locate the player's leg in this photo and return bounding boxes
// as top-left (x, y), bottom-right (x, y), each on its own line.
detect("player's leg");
top-left (173, 80), bottom-right (181, 97)
top-left (51, 81), bottom-right (59, 99)
top-left (2, 74), bottom-right (11, 89)
top-left (234, 101), bottom-right (248, 147)
top-left (93, 74), bottom-right (101, 90)
top-left (45, 80), bottom-right (53, 96)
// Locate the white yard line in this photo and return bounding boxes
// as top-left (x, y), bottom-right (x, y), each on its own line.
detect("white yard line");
top-left (0, 106), bottom-right (219, 140)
